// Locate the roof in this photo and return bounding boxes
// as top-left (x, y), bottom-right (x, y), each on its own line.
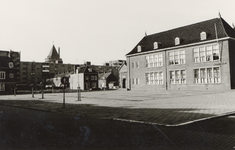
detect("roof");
top-left (126, 17), bottom-right (235, 56)
top-left (78, 66), bottom-right (98, 74)
top-left (47, 45), bottom-right (59, 60)
top-left (99, 72), bottom-right (112, 79)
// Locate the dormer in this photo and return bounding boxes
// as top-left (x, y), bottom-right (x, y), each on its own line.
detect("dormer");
top-left (154, 42), bottom-right (159, 49)
top-left (175, 37), bottom-right (180, 45)
top-left (137, 45), bottom-right (141, 52)
top-left (200, 32), bottom-right (207, 40)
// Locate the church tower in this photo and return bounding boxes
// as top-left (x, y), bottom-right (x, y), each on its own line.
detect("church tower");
top-left (45, 45), bottom-right (63, 63)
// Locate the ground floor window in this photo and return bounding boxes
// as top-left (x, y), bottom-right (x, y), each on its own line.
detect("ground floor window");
top-left (0, 83), bottom-right (5, 91)
top-left (170, 70), bottom-right (186, 84)
top-left (145, 72), bottom-right (163, 85)
top-left (194, 67), bottom-right (220, 84)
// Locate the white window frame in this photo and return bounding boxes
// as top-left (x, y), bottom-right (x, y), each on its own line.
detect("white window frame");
top-left (137, 45), bottom-right (141, 52)
top-left (154, 42), bottom-right (158, 49)
top-left (175, 37), bottom-right (180, 45)
top-left (169, 50), bottom-right (185, 65)
top-left (200, 32), bottom-right (207, 40)
top-left (146, 71), bottom-right (163, 85)
top-left (0, 71), bottom-right (6, 79)
top-left (193, 44), bottom-right (220, 63)
top-left (170, 70), bottom-right (186, 84)
top-left (146, 53), bottom-right (163, 68)
top-left (194, 67), bottom-right (221, 84)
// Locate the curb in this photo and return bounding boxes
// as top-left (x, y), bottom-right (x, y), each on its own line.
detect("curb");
top-left (113, 111), bottom-right (235, 126)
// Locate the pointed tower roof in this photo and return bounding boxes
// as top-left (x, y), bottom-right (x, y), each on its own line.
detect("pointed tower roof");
top-left (47, 45), bottom-right (59, 60)
top-left (45, 45), bottom-right (63, 63)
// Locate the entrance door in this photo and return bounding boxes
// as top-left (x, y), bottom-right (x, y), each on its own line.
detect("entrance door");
top-left (122, 79), bottom-right (126, 88)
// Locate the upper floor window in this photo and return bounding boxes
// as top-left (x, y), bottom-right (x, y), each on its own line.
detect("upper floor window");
top-left (175, 37), bottom-right (180, 45)
top-left (132, 62), bottom-right (139, 69)
top-left (137, 45), bottom-right (141, 52)
top-left (154, 42), bottom-right (158, 49)
top-left (146, 53), bottom-right (163, 68)
top-left (0, 71), bottom-right (6, 79)
top-left (193, 44), bottom-right (219, 63)
top-left (9, 62), bottom-right (14, 68)
top-left (169, 50), bottom-right (185, 65)
top-left (200, 32), bottom-right (207, 40)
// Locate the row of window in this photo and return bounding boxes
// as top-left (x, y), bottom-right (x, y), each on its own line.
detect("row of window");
top-left (134, 44), bottom-right (220, 69)
top-left (193, 44), bottom-right (219, 63)
top-left (170, 70), bottom-right (186, 84)
top-left (194, 67), bottom-right (220, 84)
top-left (132, 67), bottom-right (221, 85)
top-left (85, 76), bottom-right (98, 80)
top-left (145, 72), bottom-right (164, 85)
top-left (137, 32), bottom-right (207, 52)
top-left (0, 71), bottom-right (14, 79)
top-left (145, 53), bottom-right (163, 68)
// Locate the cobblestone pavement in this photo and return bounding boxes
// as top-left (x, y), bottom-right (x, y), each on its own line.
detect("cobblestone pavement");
top-left (1, 89), bottom-right (235, 126)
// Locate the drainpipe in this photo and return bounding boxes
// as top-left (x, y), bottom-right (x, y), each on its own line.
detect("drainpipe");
top-left (128, 56), bottom-right (131, 90)
top-left (165, 50), bottom-right (168, 90)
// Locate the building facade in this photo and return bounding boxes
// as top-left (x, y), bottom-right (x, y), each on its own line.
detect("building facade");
top-left (0, 50), bottom-right (20, 94)
top-left (69, 66), bottom-right (98, 90)
top-left (126, 17), bottom-right (235, 91)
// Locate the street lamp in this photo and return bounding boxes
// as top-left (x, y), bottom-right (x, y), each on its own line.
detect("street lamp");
top-left (31, 73), bottom-right (35, 98)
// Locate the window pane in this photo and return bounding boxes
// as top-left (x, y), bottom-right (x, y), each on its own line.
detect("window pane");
top-left (206, 46), bottom-right (212, 61)
top-left (199, 47), bottom-right (206, 62)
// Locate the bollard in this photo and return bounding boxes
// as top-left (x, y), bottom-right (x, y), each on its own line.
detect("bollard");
top-left (77, 87), bottom-right (81, 101)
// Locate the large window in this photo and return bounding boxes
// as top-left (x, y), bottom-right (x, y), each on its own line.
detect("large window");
top-left (146, 53), bottom-right (163, 68)
top-left (0, 71), bottom-right (5, 79)
top-left (170, 70), bottom-right (186, 84)
top-left (194, 67), bottom-right (221, 84)
top-left (193, 44), bottom-right (219, 63)
top-left (169, 50), bottom-right (185, 65)
top-left (146, 72), bottom-right (163, 85)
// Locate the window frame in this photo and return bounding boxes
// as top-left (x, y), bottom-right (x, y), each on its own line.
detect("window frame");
top-left (0, 71), bottom-right (6, 79)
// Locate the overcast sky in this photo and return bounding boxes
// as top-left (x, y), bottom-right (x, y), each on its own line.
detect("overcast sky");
top-left (1, 0), bottom-right (235, 65)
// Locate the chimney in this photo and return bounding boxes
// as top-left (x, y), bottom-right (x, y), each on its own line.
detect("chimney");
top-left (58, 47), bottom-right (60, 58)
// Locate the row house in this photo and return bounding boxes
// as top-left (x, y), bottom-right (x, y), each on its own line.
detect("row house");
top-left (126, 17), bottom-right (235, 91)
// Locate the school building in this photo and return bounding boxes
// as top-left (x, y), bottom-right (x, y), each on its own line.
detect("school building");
top-left (126, 17), bottom-right (235, 91)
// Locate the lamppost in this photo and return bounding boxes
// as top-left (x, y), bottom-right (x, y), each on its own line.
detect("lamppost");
top-left (40, 82), bottom-right (44, 99)
top-left (31, 73), bottom-right (35, 98)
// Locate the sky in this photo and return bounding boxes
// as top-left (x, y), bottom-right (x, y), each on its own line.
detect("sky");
top-left (0, 0), bottom-right (235, 65)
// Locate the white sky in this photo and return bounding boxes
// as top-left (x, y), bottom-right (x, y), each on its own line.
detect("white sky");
top-left (0, 0), bottom-right (235, 65)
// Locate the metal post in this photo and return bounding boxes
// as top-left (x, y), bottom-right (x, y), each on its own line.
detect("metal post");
top-left (77, 87), bottom-right (81, 101)
top-left (14, 87), bottom-right (16, 96)
top-left (63, 84), bottom-right (65, 108)
top-left (32, 86), bottom-right (34, 98)
top-left (41, 82), bottom-right (44, 99)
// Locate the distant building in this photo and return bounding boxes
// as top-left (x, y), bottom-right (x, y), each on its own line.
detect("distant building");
top-left (69, 66), bottom-right (98, 90)
top-left (98, 71), bottom-right (118, 89)
top-left (118, 62), bottom-right (127, 88)
top-left (0, 50), bottom-right (20, 94)
top-left (19, 45), bottom-right (76, 86)
top-left (108, 60), bottom-right (126, 67)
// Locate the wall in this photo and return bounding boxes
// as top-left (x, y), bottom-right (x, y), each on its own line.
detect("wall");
top-left (127, 40), bottom-right (231, 92)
